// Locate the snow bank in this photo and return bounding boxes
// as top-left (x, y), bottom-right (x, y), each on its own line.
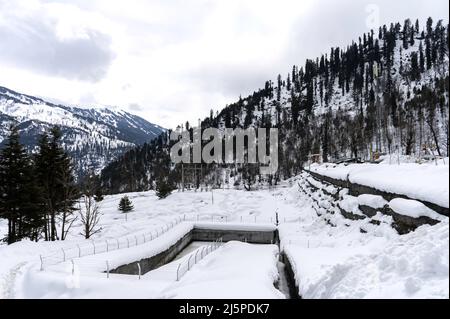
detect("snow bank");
top-left (194, 222), bottom-right (276, 232)
top-left (358, 194), bottom-right (388, 209)
top-left (161, 242), bottom-right (284, 299)
top-left (311, 162), bottom-right (449, 208)
top-left (339, 195), bottom-right (365, 217)
top-left (281, 173), bottom-right (449, 299)
top-left (389, 198), bottom-right (444, 220)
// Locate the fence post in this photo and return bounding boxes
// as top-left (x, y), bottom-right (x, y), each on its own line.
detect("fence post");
top-left (92, 241), bottom-right (96, 255)
top-left (188, 255), bottom-right (194, 270)
top-left (106, 241), bottom-right (109, 252)
top-left (240, 216), bottom-right (243, 223)
top-left (143, 234), bottom-right (146, 243)
top-left (127, 237), bottom-right (130, 248)
top-left (137, 263), bottom-right (141, 280)
top-left (40, 255), bottom-right (44, 271)
top-left (71, 259), bottom-right (75, 275)
top-left (135, 236), bottom-right (138, 246)
top-left (106, 261), bottom-right (110, 279)
top-left (77, 244), bottom-right (81, 258)
top-left (116, 238), bottom-right (120, 250)
top-left (176, 263), bottom-right (181, 281)
top-left (195, 250), bottom-right (200, 263)
top-left (62, 248), bottom-right (66, 262)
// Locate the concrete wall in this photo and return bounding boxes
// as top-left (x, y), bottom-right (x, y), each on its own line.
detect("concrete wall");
top-left (110, 227), bottom-right (278, 276)
top-left (110, 231), bottom-right (193, 275)
top-left (281, 252), bottom-right (301, 299)
top-left (192, 228), bottom-right (278, 245)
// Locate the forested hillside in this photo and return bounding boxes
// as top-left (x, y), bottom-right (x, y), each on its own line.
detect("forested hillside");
top-left (100, 18), bottom-right (449, 194)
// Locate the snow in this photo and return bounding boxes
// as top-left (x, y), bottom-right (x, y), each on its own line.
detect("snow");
top-left (285, 220), bottom-right (449, 299)
top-left (358, 194), bottom-right (388, 209)
top-left (18, 241), bottom-right (282, 299)
top-left (389, 198), bottom-right (444, 220)
top-left (339, 195), bottom-right (365, 216)
top-left (161, 242), bottom-right (283, 299)
top-left (310, 161), bottom-right (450, 209)
top-left (0, 174), bottom-right (448, 299)
top-left (280, 173), bottom-right (449, 299)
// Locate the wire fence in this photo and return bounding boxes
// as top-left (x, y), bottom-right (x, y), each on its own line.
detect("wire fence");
top-left (39, 216), bottom-right (185, 271)
top-left (280, 238), bottom-right (324, 250)
top-left (184, 214), bottom-right (302, 225)
top-left (39, 213), bottom-right (303, 271)
top-left (176, 237), bottom-right (223, 281)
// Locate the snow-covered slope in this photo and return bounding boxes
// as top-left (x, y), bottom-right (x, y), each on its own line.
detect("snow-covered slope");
top-left (0, 86), bottom-right (165, 177)
top-left (0, 177), bottom-right (447, 299)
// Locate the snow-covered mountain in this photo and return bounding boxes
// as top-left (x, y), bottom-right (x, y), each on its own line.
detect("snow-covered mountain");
top-left (99, 18), bottom-right (449, 194)
top-left (0, 86), bottom-right (165, 177)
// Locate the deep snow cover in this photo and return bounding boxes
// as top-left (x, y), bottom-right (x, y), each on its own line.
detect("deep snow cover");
top-left (310, 159), bottom-right (449, 208)
top-left (0, 169), bottom-right (448, 299)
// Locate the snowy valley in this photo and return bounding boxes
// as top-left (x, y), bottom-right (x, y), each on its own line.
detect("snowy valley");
top-left (0, 156), bottom-right (448, 299)
top-left (0, 9), bottom-right (448, 302)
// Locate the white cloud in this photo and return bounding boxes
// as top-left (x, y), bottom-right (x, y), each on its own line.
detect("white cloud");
top-left (0, 0), bottom-right (448, 129)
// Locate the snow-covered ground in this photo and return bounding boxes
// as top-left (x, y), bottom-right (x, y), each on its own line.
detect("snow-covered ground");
top-left (0, 172), bottom-right (448, 299)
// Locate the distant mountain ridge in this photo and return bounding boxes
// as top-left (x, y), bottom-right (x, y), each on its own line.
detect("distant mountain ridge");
top-left (0, 86), bottom-right (165, 178)
top-left (99, 17), bottom-right (449, 194)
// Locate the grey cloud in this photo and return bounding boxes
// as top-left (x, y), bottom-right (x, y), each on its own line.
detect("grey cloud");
top-left (0, 13), bottom-right (115, 82)
top-left (187, 64), bottom-right (273, 98)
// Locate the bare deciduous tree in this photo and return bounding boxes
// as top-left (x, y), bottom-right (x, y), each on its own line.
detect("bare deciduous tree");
top-left (79, 175), bottom-right (102, 239)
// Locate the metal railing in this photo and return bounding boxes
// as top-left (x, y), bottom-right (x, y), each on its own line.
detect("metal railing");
top-left (39, 216), bottom-right (185, 271)
top-left (176, 237), bottom-right (223, 281)
top-left (38, 213), bottom-right (302, 271)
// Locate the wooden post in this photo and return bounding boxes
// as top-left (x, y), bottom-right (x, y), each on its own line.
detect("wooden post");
top-left (182, 164), bottom-right (185, 192)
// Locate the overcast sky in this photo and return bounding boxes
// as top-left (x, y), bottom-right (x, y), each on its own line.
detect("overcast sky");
top-left (0, 0), bottom-right (448, 129)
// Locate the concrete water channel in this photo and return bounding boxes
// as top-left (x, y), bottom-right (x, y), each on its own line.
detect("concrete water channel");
top-left (110, 224), bottom-right (300, 299)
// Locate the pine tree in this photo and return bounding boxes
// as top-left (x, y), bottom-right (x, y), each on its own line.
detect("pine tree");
top-left (94, 188), bottom-right (104, 202)
top-left (410, 52), bottom-right (421, 81)
top-left (156, 179), bottom-right (173, 199)
top-left (425, 36), bottom-right (432, 70)
top-left (118, 196), bottom-right (134, 213)
top-left (403, 19), bottom-right (411, 49)
top-left (34, 127), bottom-right (78, 241)
top-left (0, 126), bottom-right (43, 244)
top-left (419, 41), bottom-right (425, 72)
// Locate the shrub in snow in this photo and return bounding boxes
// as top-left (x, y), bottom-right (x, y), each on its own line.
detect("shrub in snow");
top-left (118, 196), bottom-right (134, 213)
top-left (156, 180), bottom-right (174, 199)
